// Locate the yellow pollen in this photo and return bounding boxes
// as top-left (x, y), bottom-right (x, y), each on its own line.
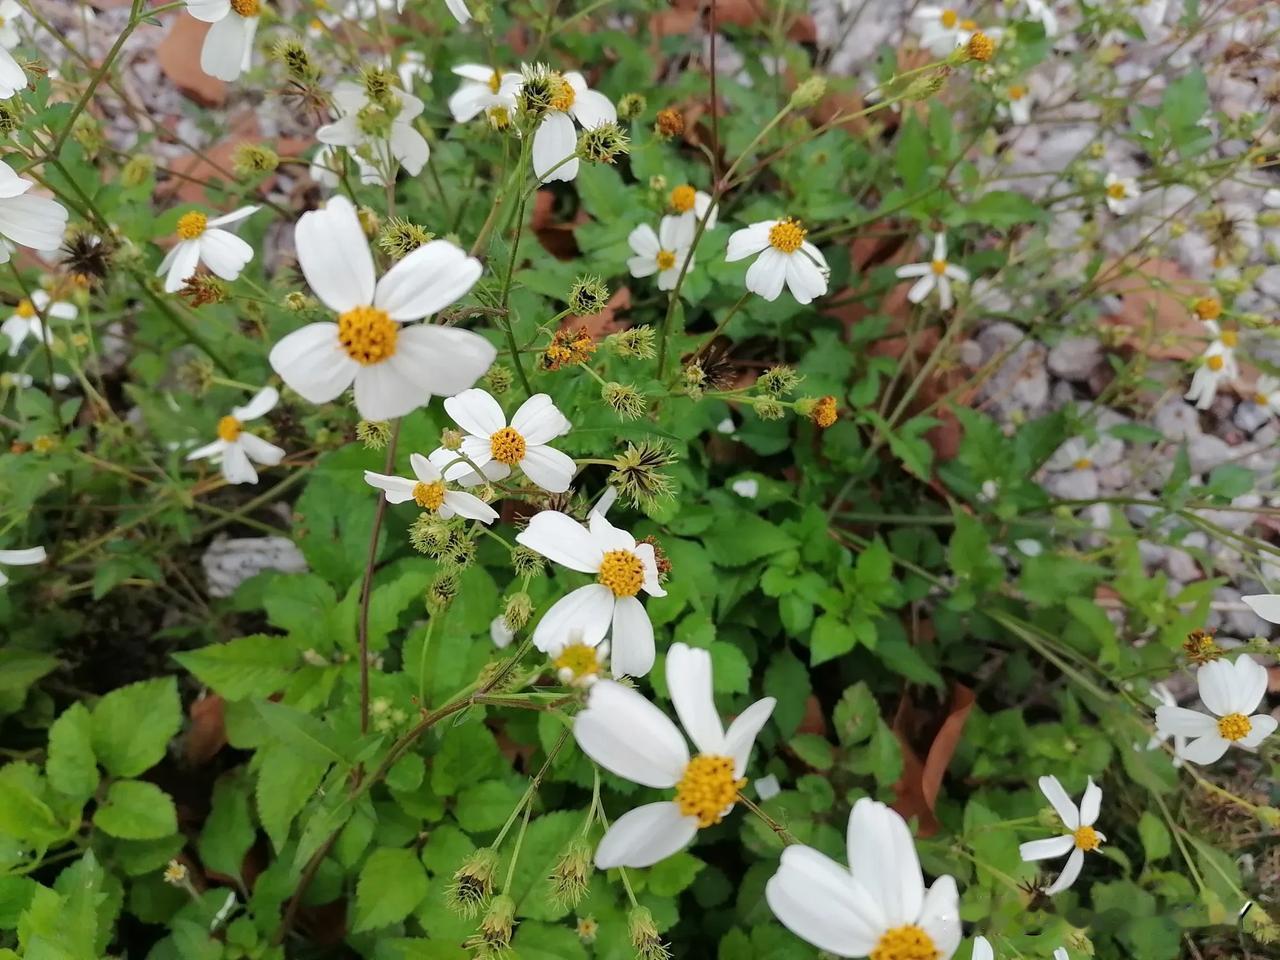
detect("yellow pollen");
top-left (337, 305), bottom-right (398, 365)
top-left (1073, 457), bottom-right (1092, 470)
top-left (216, 416), bottom-right (242, 442)
top-left (1217, 712), bottom-right (1252, 741)
top-left (1220, 330), bottom-right (1239, 348)
top-left (412, 480), bottom-right (446, 511)
top-left (869, 925), bottom-right (940, 960)
top-left (930, 259), bottom-right (948, 275)
top-left (14, 298), bottom-right (34, 318)
top-left (656, 249), bottom-right (677, 271)
top-left (675, 755), bottom-right (745, 828)
top-left (1194, 297), bottom-right (1222, 320)
top-left (939, 8), bottom-right (958, 27)
top-left (230, 0), bottom-right (260, 16)
top-left (309, 17), bottom-right (324, 29)
top-left (960, 17), bottom-right (977, 30)
top-left (553, 642), bottom-right (599, 680)
top-left (487, 106), bottom-right (511, 129)
top-left (1107, 182), bottom-right (1129, 200)
top-left (1072, 825), bottom-right (1101, 852)
top-left (1008, 84), bottom-right (1027, 100)
top-left (597, 549), bottom-right (645, 598)
top-left (768, 218), bottom-right (806, 253)
top-left (670, 184), bottom-right (697, 213)
top-left (488, 70), bottom-right (502, 93)
top-left (550, 73), bottom-right (576, 112)
top-left (1206, 354), bottom-right (1225, 372)
top-left (176, 211), bottom-right (208, 240)
top-left (489, 426), bottom-right (526, 465)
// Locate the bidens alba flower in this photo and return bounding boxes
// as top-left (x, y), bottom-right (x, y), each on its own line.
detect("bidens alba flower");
top-left (913, 6), bottom-right (979, 56)
top-left (1154, 655), bottom-right (1276, 764)
top-left (1248, 374), bottom-right (1280, 417)
top-left (364, 451), bottom-right (498, 523)
top-left (895, 233), bottom-right (969, 310)
top-left (0, 160), bottom-right (68, 262)
top-left (517, 66), bottom-right (617, 183)
top-left (269, 196), bottom-right (494, 421)
top-left (444, 388), bottom-right (575, 493)
top-left (449, 64), bottom-right (518, 126)
top-left (627, 215), bottom-right (695, 291)
top-left (317, 78), bottom-right (429, 186)
top-left (0, 0), bottom-right (28, 99)
top-left (185, 0), bottom-right (259, 81)
top-left (546, 629), bottom-right (608, 688)
top-left (1002, 84), bottom-right (1032, 125)
top-left (157, 206), bottom-right (258, 293)
top-left (1103, 172), bottom-right (1140, 215)
top-left (667, 183), bottom-right (717, 229)
top-left (1185, 319), bottom-right (1238, 410)
top-left (572, 643), bottom-right (775, 868)
top-left (3, 291), bottom-right (76, 356)
top-left (1019, 775), bottom-right (1105, 895)
top-left (515, 509), bottom-right (665, 678)
top-left (725, 218), bottom-right (829, 304)
top-left (186, 386), bottom-right (285, 485)
top-left (0, 545), bottom-right (45, 586)
top-left (766, 798), bottom-right (960, 960)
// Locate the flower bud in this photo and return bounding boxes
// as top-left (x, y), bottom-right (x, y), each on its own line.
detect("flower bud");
top-left (616, 93), bottom-right (647, 120)
top-left (789, 76), bottom-right (827, 108)
top-left (356, 420), bottom-right (392, 450)
top-left (502, 591), bottom-right (533, 631)
top-left (654, 108), bottom-right (685, 138)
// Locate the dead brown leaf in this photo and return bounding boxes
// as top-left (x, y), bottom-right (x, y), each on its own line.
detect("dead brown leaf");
top-left (891, 683), bottom-right (975, 836)
top-left (157, 18), bottom-right (225, 107)
top-left (185, 693), bottom-right (227, 765)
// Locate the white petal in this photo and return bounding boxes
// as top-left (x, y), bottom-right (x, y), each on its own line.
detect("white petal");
top-left (784, 253), bottom-right (828, 305)
top-left (518, 444), bottom-right (575, 493)
top-left (610, 595), bottom-right (656, 678)
top-left (206, 205), bottom-right (259, 228)
top-left (764, 845), bottom-right (882, 957)
top-left (353, 360), bottom-right (429, 420)
top-left (723, 697), bottom-right (776, 778)
top-left (295, 195), bottom-right (375, 313)
top-left (510, 393), bottom-right (571, 444)
top-left (895, 262), bottom-right (932, 278)
top-left (1241, 593), bottom-right (1280, 624)
top-left (374, 240), bottom-right (481, 320)
top-left (532, 583), bottom-right (615, 651)
top-left (931, 233), bottom-right (947, 261)
top-left (1196, 659), bottom-right (1236, 716)
top-left (1228, 655), bottom-right (1268, 715)
top-left (725, 222), bottom-right (773, 263)
top-left (628, 223), bottom-right (660, 258)
top-left (197, 229), bottom-right (253, 280)
top-left (200, 14), bottom-right (251, 81)
top-left (238, 433), bottom-right (285, 466)
top-left (444, 387), bottom-right (506, 438)
top-left (571, 88), bottom-right (616, 129)
top-left (364, 471), bottom-right (418, 503)
top-left (1155, 706), bottom-right (1217, 739)
top-left (845, 798), bottom-right (924, 928)
top-left (1037, 775), bottom-right (1080, 830)
top-left (588, 509), bottom-right (635, 552)
top-left (185, 0), bottom-right (231, 20)
top-left (0, 194), bottom-right (67, 251)
top-left (389, 123), bottom-right (429, 177)
top-left (163, 241), bottom-right (201, 293)
top-left (665, 643), bottom-right (725, 755)
top-left (220, 441), bottom-right (258, 484)
top-left (186, 439), bottom-right (225, 461)
top-left (1044, 847), bottom-right (1084, 896)
top-left (936, 276), bottom-right (953, 311)
top-left (745, 247), bottom-right (788, 301)
top-left (231, 386), bottom-right (278, 421)
top-left (1239, 714), bottom-right (1278, 748)
top-left (443, 0), bottom-right (470, 23)
top-left (532, 112), bottom-right (579, 183)
top-left (1018, 834), bottom-right (1075, 862)
top-left (390, 324), bottom-right (496, 396)
top-left (442, 490), bottom-right (498, 524)
top-left (634, 541), bottom-right (666, 597)
top-left (907, 274), bottom-right (935, 304)
top-left (918, 875), bottom-right (961, 959)
top-left (517, 510), bottom-right (603, 573)
top-left (593, 802), bottom-right (697, 869)
top-left (410, 452), bottom-right (442, 483)
top-left (1078, 777), bottom-right (1102, 827)
top-left (1178, 734), bottom-right (1231, 765)
top-left (573, 679), bottom-right (689, 787)
top-left (268, 322), bottom-right (357, 405)
top-left (971, 936), bottom-right (994, 960)
top-left (0, 546), bottom-right (46, 566)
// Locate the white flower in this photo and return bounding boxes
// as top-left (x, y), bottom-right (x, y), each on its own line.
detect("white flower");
top-left (514, 66), bottom-right (616, 183)
top-left (2, 290), bottom-right (75, 356)
top-left (667, 183), bottom-right (717, 230)
top-left (157, 206), bottom-right (258, 293)
top-left (731, 478), bottom-right (759, 498)
top-left (912, 6), bottom-right (978, 56)
top-left (268, 196), bottom-right (493, 421)
top-left (0, 160), bottom-right (68, 261)
top-left (395, 50), bottom-right (430, 90)
top-left (972, 936), bottom-right (994, 960)
top-left (1144, 683), bottom-right (1185, 767)
top-left (0, 0), bottom-right (26, 49)
top-left (766, 798), bottom-right (961, 959)
top-left (1, 371), bottom-right (71, 391)
top-left (895, 234), bottom-right (969, 310)
top-left (185, 0), bottom-right (259, 81)
top-left (317, 80), bottom-right (429, 186)
top-left (1154, 656), bottom-right (1276, 764)
top-left (1103, 172), bottom-right (1140, 215)
top-left (725, 218), bottom-right (829, 304)
top-left (1185, 320), bottom-right (1238, 410)
top-left (363, 451), bottom-right (498, 523)
top-left (572, 643), bottom-right (775, 867)
top-left (515, 509), bottom-right (666, 677)
top-left (186, 386), bottom-right (285, 485)
top-left (449, 64), bottom-right (519, 126)
top-left (308, 145), bottom-right (342, 189)
top-left (1018, 775), bottom-right (1105, 896)
top-left (1045, 435), bottom-right (1124, 474)
top-left (1024, 0), bottom-right (1057, 36)
top-left (1001, 83), bottom-right (1032, 125)
top-left (0, 545), bottom-right (45, 586)
top-left (1247, 374), bottom-right (1280, 417)
top-left (443, 0), bottom-right (470, 23)
top-left (490, 615), bottom-right (514, 648)
top-left (444, 388), bottom-right (575, 493)
top-left (0, 0), bottom-right (27, 98)
top-left (427, 445), bottom-right (507, 487)
top-left (627, 215), bottom-right (696, 291)
top-left (547, 630), bottom-right (608, 687)
top-left (1243, 592), bottom-right (1280, 624)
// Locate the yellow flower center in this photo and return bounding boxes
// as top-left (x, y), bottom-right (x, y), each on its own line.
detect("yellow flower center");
top-left (597, 549), bottom-right (645, 597)
top-left (1008, 84), bottom-right (1027, 100)
top-left (309, 17), bottom-right (324, 30)
top-left (217, 415), bottom-right (242, 442)
top-left (930, 258), bottom-right (947, 275)
top-left (1073, 457), bottom-right (1093, 470)
top-left (1206, 354), bottom-right (1225, 372)
top-left (550, 73), bottom-right (576, 112)
top-left (670, 184), bottom-right (697, 213)
top-left (231, 0), bottom-right (260, 16)
top-left (1107, 182), bottom-right (1129, 200)
top-left (1220, 330), bottom-right (1238, 348)
top-left (656, 249), bottom-right (677, 271)
top-left (939, 8), bottom-right (958, 27)
top-left (487, 105), bottom-right (511, 129)
top-left (869, 925), bottom-right (940, 960)
top-left (552, 641), bottom-right (600, 681)
top-left (1072, 825), bottom-right (1101, 852)
top-left (412, 479), bottom-right (446, 510)
top-left (960, 17), bottom-right (977, 30)
top-left (1217, 712), bottom-right (1252, 741)
top-left (966, 30), bottom-right (993, 60)
top-left (675, 754), bottom-right (744, 828)
top-left (1255, 392), bottom-right (1270, 406)
top-left (176, 211), bottom-right (208, 240)
top-left (15, 298), bottom-right (35, 318)
top-left (1194, 297), bottom-right (1221, 320)
top-left (489, 425), bottom-right (526, 465)
top-left (337, 305), bottom-right (398, 365)
top-left (767, 218), bottom-right (806, 254)
top-left (488, 70), bottom-right (502, 93)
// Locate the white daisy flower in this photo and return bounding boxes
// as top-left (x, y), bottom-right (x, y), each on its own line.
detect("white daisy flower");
top-left (363, 451), bottom-right (498, 523)
top-left (895, 233), bottom-right (970, 310)
top-left (513, 66), bottom-right (616, 183)
top-left (912, 6), bottom-right (978, 56)
top-left (1018, 775), bottom-right (1105, 896)
top-left (427, 445), bottom-right (508, 487)
top-left (766, 797), bottom-right (961, 959)
top-left (1001, 83), bottom-right (1032, 125)
top-left (185, 0), bottom-right (259, 81)
top-left (667, 183), bottom-right (717, 230)
top-left (1243, 593), bottom-right (1280, 624)
top-left (1247, 374), bottom-right (1280, 418)
top-left (627, 215), bottom-right (696, 291)
top-left (725, 218), bottom-right (829, 304)
top-left (157, 206), bottom-right (258, 294)
top-left (317, 80), bottom-right (429, 186)
top-left (514, 509), bottom-right (666, 677)
top-left (547, 629), bottom-right (608, 687)
top-left (1144, 683), bottom-right (1185, 767)
top-left (0, 545), bottom-right (45, 586)
top-left (1154, 656), bottom-right (1276, 764)
top-left (1185, 320), bottom-right (1238, 410)
top-left (3, 291), bottom-right (75, 356)
top-left (186, 386), bottom-right (285, 485)
top-left (449, 64), bottom-right (519, 126)
top-left (395, 50), bottom-right (430, 90)
top-left (1044, 435), bottom-right (1124, 474)
top-left (268, 196), bottom-right (493, 421)
top-left (444, 388), bottom-right (575, 493)
top-left (0, 159), bottom-right (69, 261)
top-left (1, 371), bottom-right (71, 391)
top-left (0, 0), bottom-right (27, 49)
top-left (0, 0), bottom-right (28, 98)
top-left (1103, 172), bottom-right (1140, 215)
top-left (573, 642), bottom-right (775, 868)
top-left (1024, 0), bottom-right (1058, 36)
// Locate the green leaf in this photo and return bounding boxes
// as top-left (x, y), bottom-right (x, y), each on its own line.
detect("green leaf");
top-left (255, 744), bottom-right (330, 852)
top-left (1138, 811), bottom-right (1170, 864)
top-left (253, 700), bottom-right (349, 766)
top-left (1205, 464), bottom-right (1253, 499)
top-left (353, 847), bottom-right (428, 932)
top-left (0, 763), bottom-right (64, 845)
top-left (46, 703), bottom-right (99, 803)
top-left (0, 650), bottom-right (59, 698)
top-left (453, 781), bottom-right (523, 833)
top-left (895, 114), bottom-right (928, 192)
top-left (762, 650), bottom-right (810, 738)
top-left (173, 636), bottom-right (297, 700)
top-left (199, 775), bottom-right (255, 881)
top-left (90, 677), bottom-right (181, 778)
top-left (645, 853), bottom-right (704, 897)
top-left (788, 734), bottom-right (835, 771)
top-left (702, 515), bottom-right (798, 568)
top-left (93, 781), bottom-right (177, 840)
top-left (963, 190), bottom-right (1047, 228)
top-left (809, 613), bottom-right (853, 666)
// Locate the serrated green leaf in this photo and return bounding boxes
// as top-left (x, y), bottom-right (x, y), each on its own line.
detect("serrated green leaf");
top-left (93, 781), bottom-right (177, 840)
top-left (353, 847), bottom-right (428, 932)
top-left (90, 677), bottom-right (181, 778)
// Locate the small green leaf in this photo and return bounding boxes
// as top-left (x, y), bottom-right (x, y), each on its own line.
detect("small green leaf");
top-left (353, 847), bottom-right (428, 932)
top-left (173, 636), bottom-right (297, 700)
top-left (90, 678), bottom-right (181, 778)
top-left (46, 703), bottom-right (99, 803)
top-left (93, 781), bottom-right (177, 840)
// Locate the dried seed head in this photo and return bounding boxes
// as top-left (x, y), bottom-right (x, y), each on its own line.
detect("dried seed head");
top-left (232, 143), bottom-right (279, 177)
top-left (789, 75), bottom-right (827, 108)
top-left (617, 92), bottom-right (647, 120)
top-left (1184, 628), bottom-right (1222, 665)
top-left (502, 592), bottom-right (533, 631)
top-left (757, 364), bottom-right (803, 397)
top-left (548, 837), bottom-right (593, 910)
top-left (484, 364), bottom-right (514, 395)
top-left (447, 848), bottom-right (499, 917)
top-left (427, 570), bottom-right (460, 612)
top-left (511, 545), bottom-right (546, 578)
top-left (654, 108), bottom-right (684, 138)
top-left (752, 396), bottom-right (786, 421)
top-left (578, 122), bottom-right (630, 164)
top-left (178, 274), bottom-right (228, 307)
top-left (356, 420), bottom-right (392, 450)
top-left (609, 440), bottom-right (677, 509)
top-left (628, 907), bottom-right (670, 960)
top-left (607, 324), bottom-right (656, 360)
top-left (464, 893), bottom-right (517, 956)
top-left (602, 382), bottom-right (648, 421)
top-left (409, 515), bottom-right (453, 556)
top-left (569, 275), bottom-right (610, 315)
top-left (378, 217), bottom-right (434, 259)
